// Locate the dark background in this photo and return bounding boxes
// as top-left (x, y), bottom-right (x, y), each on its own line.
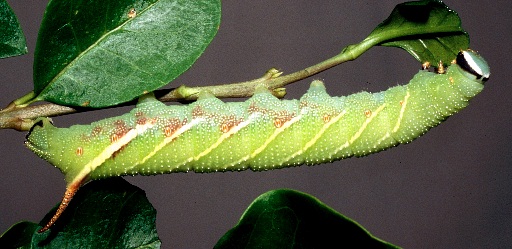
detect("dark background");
top-left (1, 0), bottom-right (511, 248)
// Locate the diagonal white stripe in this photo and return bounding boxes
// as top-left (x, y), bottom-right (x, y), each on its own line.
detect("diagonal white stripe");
top-left (278, 110), bottom-right (347, 164)
top-left (69, 122), bottom-right (154, 186)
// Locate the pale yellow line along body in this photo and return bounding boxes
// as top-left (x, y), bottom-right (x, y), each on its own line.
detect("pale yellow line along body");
top-left (372, 90), bottom-right (410, 149)
top-left (393, 91), bottom-right (410, 133)
top-left (278, 110), bottom-right (347, 165)
top-left (329, 103), bottom-right (387, 158)
top-left (191, 115), bottom-right (255, 162)
top-left (225, 114), bottom-right (303, 168)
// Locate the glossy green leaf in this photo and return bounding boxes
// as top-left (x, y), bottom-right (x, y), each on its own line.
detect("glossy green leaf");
top-left (0, 221), bottom-right (38, 248)
top-left (215, 189), bottom-right (399, 249)
top-left (369, 0), bottom-right (468, 66)
top-left (0, 0), bottom-right (28, 58)
top-left (32, 178), bottom-right (160, 248)
top-left (33, 0), bottom-right (221, 107)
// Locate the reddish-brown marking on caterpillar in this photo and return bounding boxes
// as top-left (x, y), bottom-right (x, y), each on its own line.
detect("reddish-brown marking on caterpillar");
top-left (399, 100), bottom-right (404, 106)
top-left (192, 106), bottom-right (206, 118)
top-left (323, 114), bottom-right (331, 123)
top-left (164, 127), bottom-right (173, 137)
top-left (247, 102), bottom-right (260, 114)
top-left (299, 101), bottom-right (308, 109)
top-left (80, 126), bottom-right (103, 142)
top-left (135, 112), bottom-right (157, 125)
top-left (113, 120), bottom-right (126, 127)
top-left (110, 120), bottom-right (130, 143)
top-left (137, 117), bottom-right (148, 125)
top-left (91, 126), bottom-right (102, 136)
top-left (112, 145), bottom-right (127, 158)
top-left (108, 120), bottom-right (132, 157)
top-left (220, 115), bottom-right (243, 133)
top-left (299, 100), bottom-right (320, 109)
top-left (273, 118), bottom-right (284, 128)
top-left (220, 123), bottom-right (231, 133)
top-left (135, 112), bottom-right (148, 125)
top-left (247, 102), bottom-right (288, 116)
top-left (364, 109), bottom-right (372, 118)
top-left (191, 105), bottom-right (227, 124)
top-left (248, 102), bottom-right (296, 128)
top-left (76, 147), bottom-right (83, 156)
top-left (273, 113), bottom-right (294, 128)
top-left (110, 134), bottom-right (120, 143)
top-left (163, 118), bottom-right (183, 137)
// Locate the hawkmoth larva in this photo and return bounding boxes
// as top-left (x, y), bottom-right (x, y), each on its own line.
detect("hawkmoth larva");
top-left (26, 50), bottom-right (489, 232)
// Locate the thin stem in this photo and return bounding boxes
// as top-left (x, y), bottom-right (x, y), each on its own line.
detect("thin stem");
top-left (0, 39), bottom-right (376, 132)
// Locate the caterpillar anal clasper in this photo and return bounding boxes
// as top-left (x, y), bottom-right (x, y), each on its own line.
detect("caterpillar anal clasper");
top-left (25, 50), bottom-right (490, 232)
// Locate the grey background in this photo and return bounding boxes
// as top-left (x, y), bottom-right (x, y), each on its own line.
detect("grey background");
top-left (1, 0), bottom-right (511, 248)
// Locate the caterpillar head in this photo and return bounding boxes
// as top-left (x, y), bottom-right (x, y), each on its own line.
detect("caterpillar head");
top-left (457, 50), bottom-right (490, 82)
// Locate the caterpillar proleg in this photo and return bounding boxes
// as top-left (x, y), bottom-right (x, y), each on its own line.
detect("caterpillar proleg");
top-left (26, 50), bottom-right (489, 232)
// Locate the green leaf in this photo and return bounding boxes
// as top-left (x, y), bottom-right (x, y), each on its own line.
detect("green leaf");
top-left (370, 0), bottom-right (468, 66)
top-left (0, 0), bottom-right (28, 58)
top-left (33, 0), bottom-right (221, 107)
top-left (0, 221), bottom-right (38, 248)
top-left (215, 189), bottom-right (399, 249)
top-left (32, 178), bottom-right (160, 248)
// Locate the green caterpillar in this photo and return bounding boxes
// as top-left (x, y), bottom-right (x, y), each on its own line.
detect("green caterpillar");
top-left (26, 50), bottom-right (489, 232)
